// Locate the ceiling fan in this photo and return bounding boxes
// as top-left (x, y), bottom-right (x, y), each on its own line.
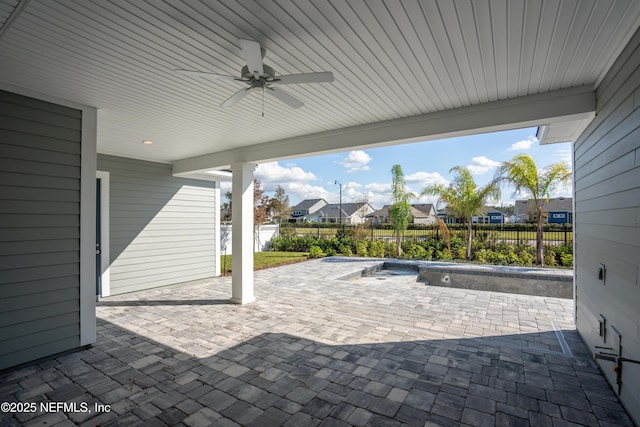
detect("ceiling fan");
top-left (176, 39), bottom-right (334, 111)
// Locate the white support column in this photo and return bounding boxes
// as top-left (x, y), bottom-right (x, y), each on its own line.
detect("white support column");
top-left (230, 162), bottom-right (255, 304)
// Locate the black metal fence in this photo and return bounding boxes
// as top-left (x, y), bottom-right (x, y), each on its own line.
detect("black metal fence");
top-left (279, 222), bottom-right (572, 247)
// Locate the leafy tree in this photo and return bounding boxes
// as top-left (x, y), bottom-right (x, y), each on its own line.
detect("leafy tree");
top-left (490, 204), bottom-right (514, 216)
top-left (269, 185), bottom-right (291, 223)
top-left (421, 166), bottom-right (500, 260)
top-left (390, 165), bottom-right (415, 257)
top-left (253, 179), bottom-right (271, 252)
top-left (224, 179), bottom-right (272, 251)
top-left (254, 178), bottom-right (270, 225)
top-left (224, 179), bottom-right (271, 225)
top-left (351, 193), bottom-right (373, 241)
top-left (496, 153), bottom-right (571, 265)
top-left (221, 191), bottom-right (232, 221)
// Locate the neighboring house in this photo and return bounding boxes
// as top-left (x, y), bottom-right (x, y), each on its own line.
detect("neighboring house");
top-left (309, 202), bottom-right (375, 225)
top-left (472, 206), bottom-right (506, 224)
top-left (437, 206), bottom-right (506, 224)
top-left (514, 197), bottom-right (573, 224)
top-left (289, 198), bottom-right (328, 222)
top-left (437, 208), bottom-right (461, 224)
top-left (412, 204), bottom-right (438, 223)
top-left (367, 204), bottom-right (438, 225)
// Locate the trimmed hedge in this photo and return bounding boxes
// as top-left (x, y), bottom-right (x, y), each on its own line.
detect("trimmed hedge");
top-left (269, 235), bottom-right (573, 267)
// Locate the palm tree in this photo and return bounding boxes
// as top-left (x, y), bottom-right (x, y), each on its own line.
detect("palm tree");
top-left (422, 166), bottom-right (500, 261)
top-left (496, 153), bottom-right (571, 265)
top-left (390, 165), bottom-right (415, 257)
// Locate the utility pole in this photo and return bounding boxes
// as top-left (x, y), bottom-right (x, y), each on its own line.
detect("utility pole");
top-left (335, 180), bottom-right (342, 225)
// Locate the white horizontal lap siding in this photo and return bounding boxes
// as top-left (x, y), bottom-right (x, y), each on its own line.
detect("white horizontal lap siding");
top-left (97, 155), bottom-right (215, 295)
top-left (574, 26), bottom-right (640, 424)
top-left (0, 90), bottom-right (82, 371)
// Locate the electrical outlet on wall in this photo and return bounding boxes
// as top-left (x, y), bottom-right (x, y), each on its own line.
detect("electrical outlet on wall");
top-left (598, 264), bottom-right (606, 282)
top-left (599, 314), bottom-right (606, 341)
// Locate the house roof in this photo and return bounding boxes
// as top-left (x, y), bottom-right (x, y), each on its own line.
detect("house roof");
top-left (312, 202), bottom-right (372, 218)
top-left (483, 206), bottom-right (506, 215)
top-left (291, 199), bottom-right (327, 212)
top-left (367, 205), bottom-right (436, 219)
top-left (437, 206), bottom-right (505, 216)
top-left (1, 1), bottom-right (636, 174)
top-left (515, 198), bottom-right (573, 214)
top-left (411, 204), bottom-right (436, 215)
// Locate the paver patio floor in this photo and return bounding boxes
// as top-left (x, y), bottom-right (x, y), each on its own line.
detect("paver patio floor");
top-left (0, 258), bottom-right (634, 426)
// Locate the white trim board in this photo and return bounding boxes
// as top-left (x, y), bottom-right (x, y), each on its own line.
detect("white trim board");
top-left (96, 171), bottom-right (111, 297)
top-left (173, 86), bottom-right (596, 174)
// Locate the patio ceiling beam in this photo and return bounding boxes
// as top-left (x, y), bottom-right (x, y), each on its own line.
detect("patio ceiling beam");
top-left (172, 85), bottom-right (595, 175)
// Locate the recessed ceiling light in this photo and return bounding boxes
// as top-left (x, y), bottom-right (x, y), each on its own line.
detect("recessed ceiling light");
top-left (142, 140), bottom-right (153, 145)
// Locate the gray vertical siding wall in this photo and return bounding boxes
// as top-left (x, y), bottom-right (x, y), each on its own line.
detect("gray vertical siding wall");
top-left (574, 29), bottom-right (640, 422)
top-left (97, 155), bottom-right (215, 295)
top-left (0, 90), bottom-right (82, 371)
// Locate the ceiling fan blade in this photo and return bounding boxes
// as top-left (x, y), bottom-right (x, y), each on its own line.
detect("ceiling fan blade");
top-left (239, 39), bottom-right (264, 77)
top-left (275, 71), bottom-right (334, 85)
top-left (266, 87), bottom-right (304, 109)
top-left (221, 87), bottom-right (253, 107)
top-left (175, 69), bottom-right (238, 81)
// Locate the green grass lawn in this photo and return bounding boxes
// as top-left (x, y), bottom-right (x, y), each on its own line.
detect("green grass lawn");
top-left (220, 251), bottom-right (309, 275)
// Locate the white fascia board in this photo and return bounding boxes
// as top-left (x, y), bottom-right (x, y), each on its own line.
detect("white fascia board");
top-left (538, 116), bottom-right (595, 145)
top-left (96, 171), bottom-right (110, 298)
top-left (172, 171), bottom-right (221, 181)
top-left (172, 85), bottom-right (596, 175)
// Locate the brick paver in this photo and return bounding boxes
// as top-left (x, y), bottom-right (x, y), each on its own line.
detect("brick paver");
top-left (0, 258), bottom-right (634, 426)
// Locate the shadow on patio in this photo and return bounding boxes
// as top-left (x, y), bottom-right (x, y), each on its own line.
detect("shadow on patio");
top-left (97, 300), bottom-right (232, 307)
top-left (0, 258), bottom-right (634, 426)
top-left (0, 318), bottom-right (633, 426)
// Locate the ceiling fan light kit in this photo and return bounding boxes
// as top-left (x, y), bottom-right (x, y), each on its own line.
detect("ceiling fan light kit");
top-left (176, 39), bottom-right (334, 112)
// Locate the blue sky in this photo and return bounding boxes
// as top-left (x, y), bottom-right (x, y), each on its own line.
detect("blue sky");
top-left (222, 126), bottom-right (572, 209)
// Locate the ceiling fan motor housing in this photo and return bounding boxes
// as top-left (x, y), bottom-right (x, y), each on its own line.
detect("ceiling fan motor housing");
top-left (241, 64), bottom-right (276, 82)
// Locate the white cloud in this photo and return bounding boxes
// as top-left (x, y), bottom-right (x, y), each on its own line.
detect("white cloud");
top-left (286, 182), bottom-right (334, 202)
top-left (342, 182), bottom-right (362, 197)
top-left (554, 147), bottom-right (573, 166)
top-left (364, 182), bottom-right (391, 193)
top-left (255, 162), bottom-right (318, 190)
top-left (221, 162), bottom-right (331, 204)
top-left (338, 150), bottom-right (372, 172)
top-left (352, 176), bottom-right (449, 207)
top-left (255, 162), bottom-right (332, 203)
top-left (467, 156), bottom-right (501, 175)
top-left (509, 135), bottom-right (538, 151)
top-left (404, 171), bottom-right (449, 187)
top-left (366, 193), bottom-right (392, 207)
top-left (415, 193), bottom-right (439, 204)
top-left (343, 182), bottom-right (389, 207)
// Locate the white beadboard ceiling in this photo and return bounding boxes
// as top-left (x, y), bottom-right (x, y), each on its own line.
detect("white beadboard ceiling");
top-left (1, 0), bottom-right (640, 166)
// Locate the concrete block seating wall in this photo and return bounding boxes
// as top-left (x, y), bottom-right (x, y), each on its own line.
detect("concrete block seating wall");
top-left (342, 260), bottom-right (573, 299)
